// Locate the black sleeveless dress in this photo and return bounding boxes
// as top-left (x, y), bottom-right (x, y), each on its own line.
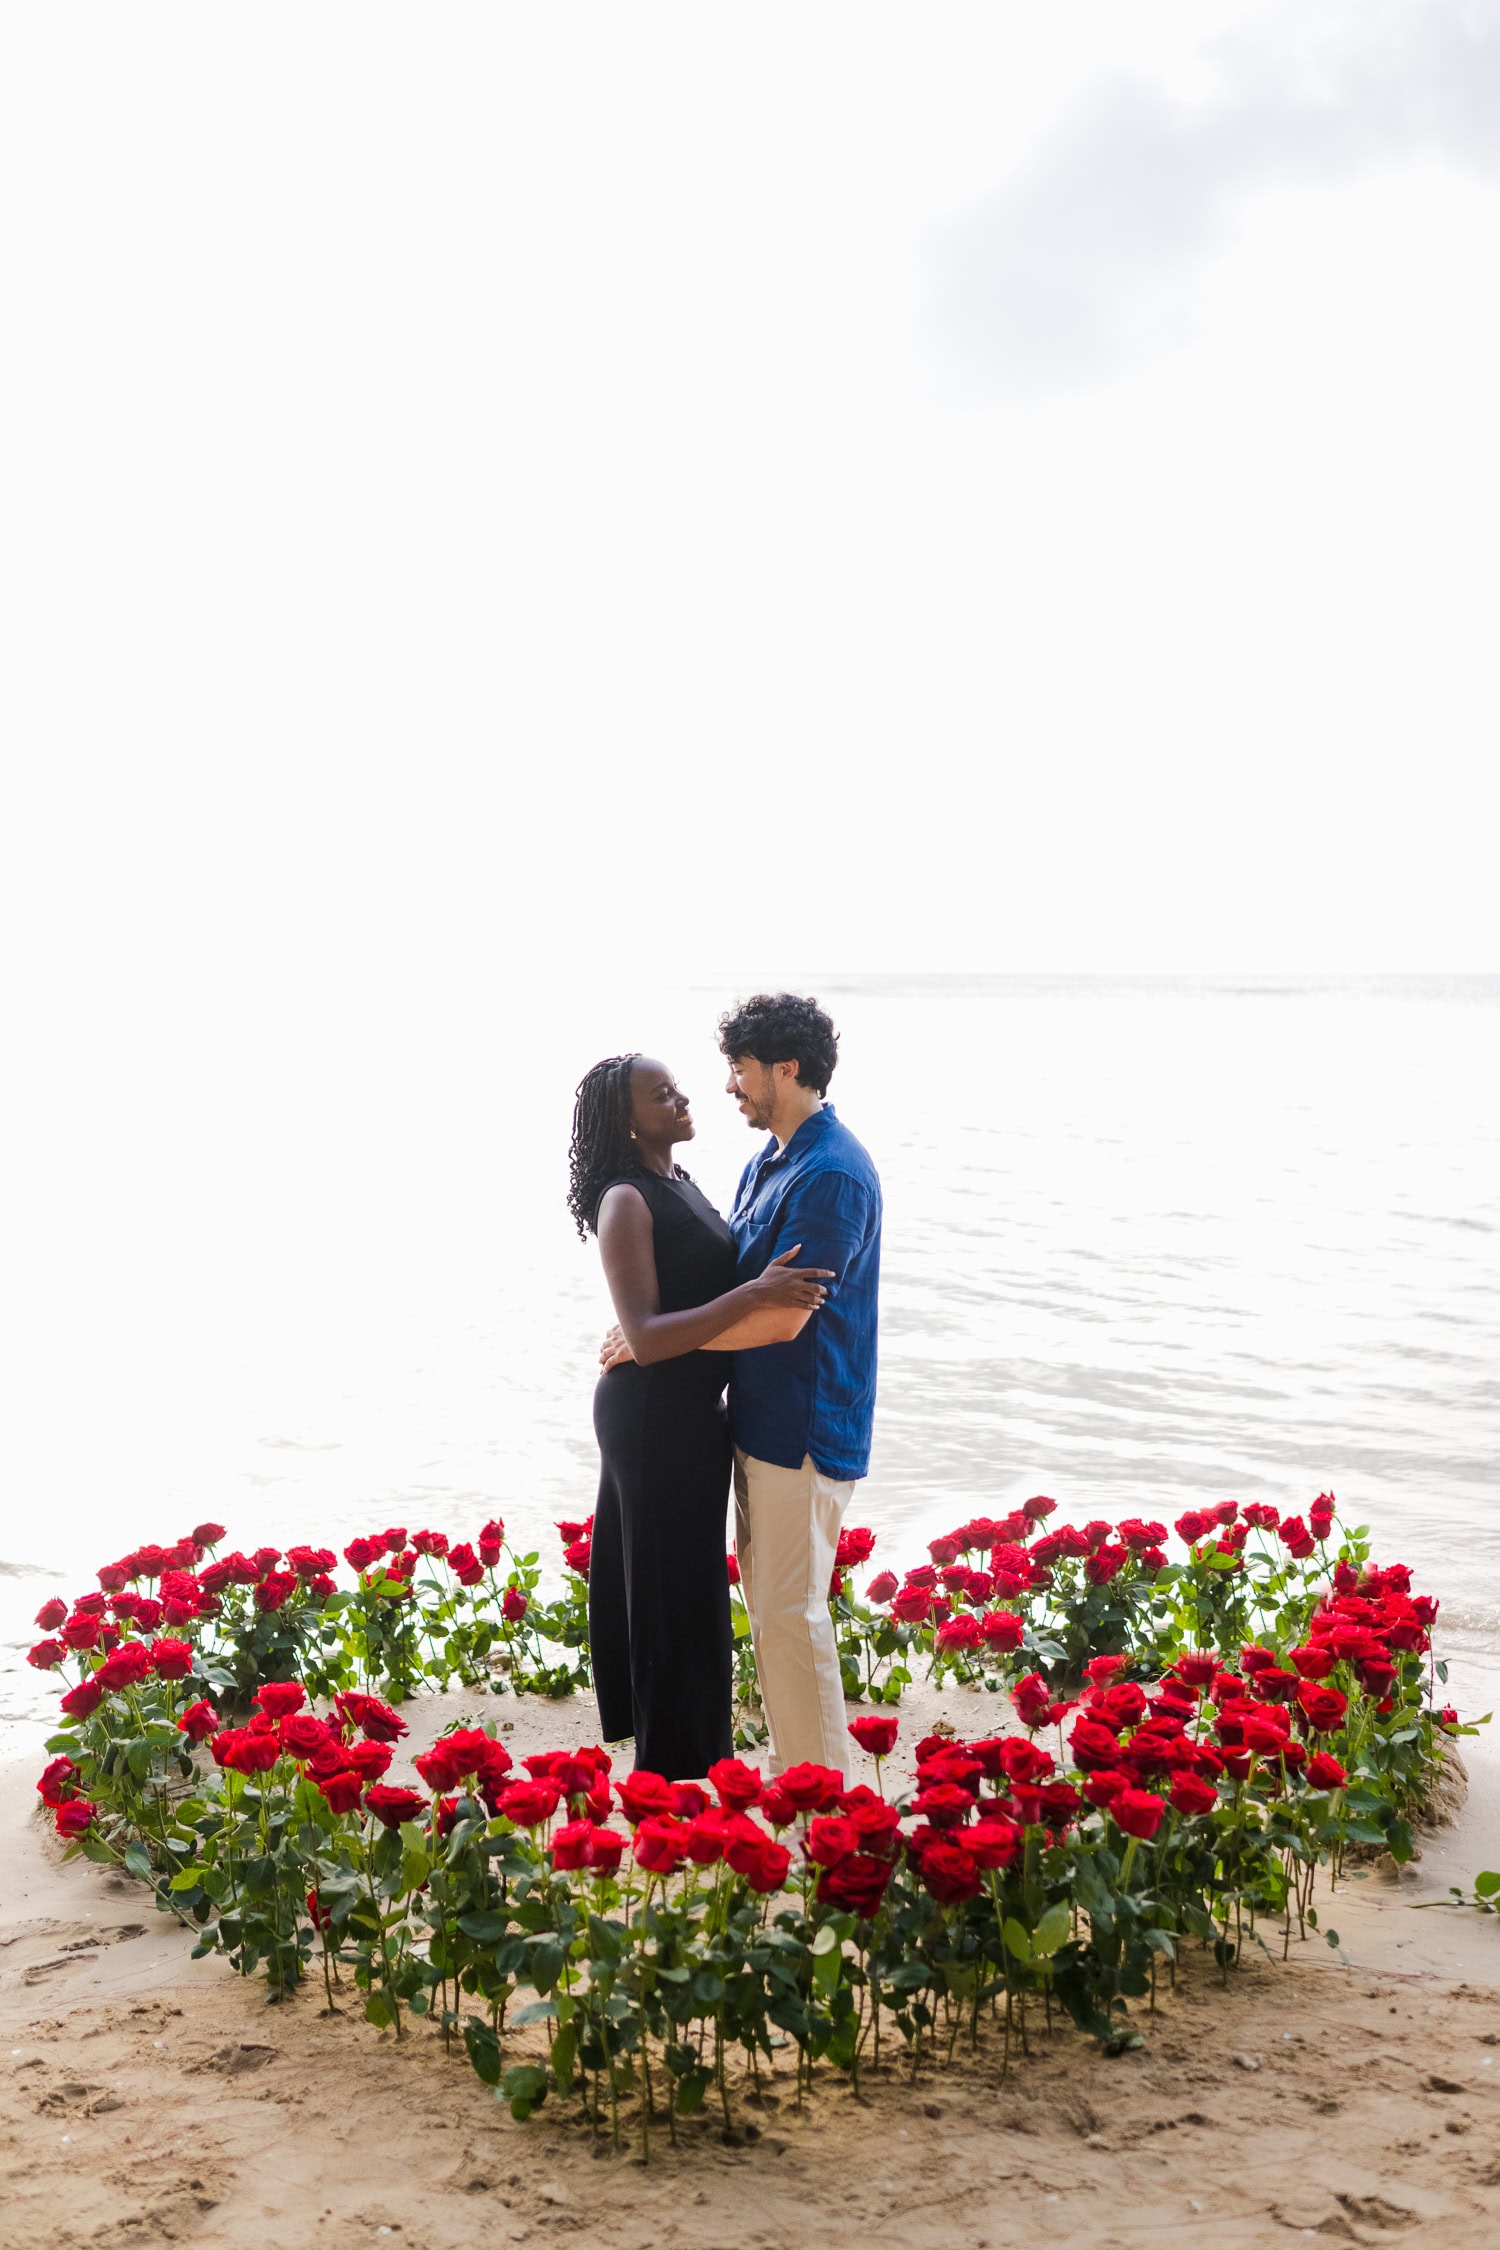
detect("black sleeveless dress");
top-left (590, 1169), bottom-right (736, 1779)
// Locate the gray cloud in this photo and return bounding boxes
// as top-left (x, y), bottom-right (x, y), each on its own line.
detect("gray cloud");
top-left (928, 0), bottom-right (1500, 398)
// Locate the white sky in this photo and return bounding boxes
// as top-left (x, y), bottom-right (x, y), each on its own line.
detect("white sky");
top-left (2, 0), bottom-right (1498, 1033)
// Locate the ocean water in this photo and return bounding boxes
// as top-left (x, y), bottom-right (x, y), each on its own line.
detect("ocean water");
top-left (4, 975), bottom-right (1497, 1732)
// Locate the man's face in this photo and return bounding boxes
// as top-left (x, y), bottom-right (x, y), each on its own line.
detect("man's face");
top-left (724, 1054), bottom-right (779, 1132)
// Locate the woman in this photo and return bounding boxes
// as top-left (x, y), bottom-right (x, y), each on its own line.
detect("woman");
top-left (567, 1053), bottom-right (832, 1778)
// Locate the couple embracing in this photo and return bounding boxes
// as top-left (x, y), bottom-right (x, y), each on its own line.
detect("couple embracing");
top-left (566, 993), bottom-right (881, 1788)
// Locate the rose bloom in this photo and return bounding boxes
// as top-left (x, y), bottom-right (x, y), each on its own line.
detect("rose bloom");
top-left (318, 1771), bottom-right (365, 1815)
top-left (670, 1781), bottom-right (709, 1819)
top-left (890, 1586), bottom-right (932, 1623)
top-left (37, 1756), bottom-right (79, 1807)
top-left (551, 1818), bottom-right (596, 1871)
top-left (1279, 1516), bottom-right (1316, 1559)
top-left (909, 1782), bottom-right (969, 1831)
top-left (415, 1745), bottom-right (465, 1793)
top-left (59, 1677), bottom-right (104, 1719)
top-left (1111, 1787), bottom-right (1166, 1840)
top-left (616, 1769), bottom-right (678, 1822)
top-left (253, 1681), bottom-right (306, 1719)
top-left (804, 1814), bottom-right (859, 1867)
top-left (1297, 1682), bottom-right (1349, 1732)
top-left (864, 1571), bottom-right (899, 1605)
top-left (334, 1692), bottom-right (408, 1743)
top-left (680, 1810), bottom-right (730, 1865)
top-left (343, 1740), bottom-right (394, 1781)
top-left (1169, 1772), bottom-right (1219, 1817)
top-left (918, 1838), bottom-right (982, 1905)
top-left (63, 1612), bottom-right (104, 1651)
top-left (777, 1762), bottom-right (845, 1813)
top-left (848, 1715), bottom-right (899, 1757)
top-left (820, 1852), bottom-right (893, 1917)
top-left (499, 1779), bottom-right (563, 1828)
top-left (738, 1835), bottom-right (792, 1894)
top-left (280, 1714), bottom-right (334, 1760)
top-left (837, 1525), bottom-right (877, 1568)
top-left (149, 1638), bottom-right (195, 1681)
top-left (1082, 1768), bottom-right (1130, 1808)
top-left (1307, 1751), bottom-right (1348, 1789)
top-left (1070, 1716), bottom-right (1129, 1772)
top-left (632, 1815), bottom-right (689, 1874)
top-left (1291, 1643), bottom-right (1338, 1681)
top-left (410, 1529), bottom-right (449, 1557)
top-left (968, 1815), bottom-right (1023, 1869)
top-left (213, 1727), bottom-right (281, 1776)
top-left (447, 1541), bottom-right (485, 1586)
top-left (27, 1639), bottom-right (65, 1671)
top-left (585, 1823), bottom-right (625, 1873)
top-left (55, 1799), bottom-right (96, 1838)
top-left (563, 1539), bottom-right (592, 1576)
top-left (840, 1790), bottom-right (902, 1855)
top-left (979, 1609), bottom-right (1025, 1650)
top-left (706, 1756), bottom-right (762, 1811)
top-left (1010, 1673), bottom-right (1056, 1730)
top-left (501, 1586), bottom-right (529, 1623)
top-left (176, 1698), bottom-right (220, 1742)
top-left (364, 1784), bottom-right (429, 1829)
top-left (95, 1642), bottom-right (154, 1692)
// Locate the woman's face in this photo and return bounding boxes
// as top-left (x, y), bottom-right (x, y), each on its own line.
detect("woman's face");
top-left (628, 1057), bottom-right (694, 1151)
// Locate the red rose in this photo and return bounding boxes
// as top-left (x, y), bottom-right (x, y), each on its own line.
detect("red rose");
top-left (550, 1818), bottom-right (595, 1870)
top-left (213, 1726), bottom-right (281, 1775)
top-left (1172, 1650), bottom-right (1219, 1688)
top-left (253, 1681), bottom-right (306, 1719)
top-left (55, 1800), bottom-right (96, 1838)
top-left (632, 1815), bottom-right (688, 1874)
top-left (837, 1526), bottom-right (877, 1568)
top-left (364, 1784), bottom-right (429, 1829)
top-left (738, 1835), bottom-right (792, 1894)
top-left (804, 1814), bottom-right (859, 1866)
top-left (500, 1585), bottom-right (529, 1623)
top-left (280, 1714), bottom-right (333, 1759)
top-left (334, 1692), bottom-right (408, 1743)
top-left (343, 1740), bottom-right (394, 1781)
top-left (865, 1571), bottom-right (899, 1605)
top-left (1111, 1788), bottom-right (1166, 1840)
top-left (95, 1642), bottom-right (153, 1692)
top-left (1241, 1715), bottom-right (1292, 1755)
top-left (62, 1614), bottom-right (103, 1651)
top-left (820, 1852), bottom-right (892, 1916)
top-left (968, 1816), bottom-right (1023, 1868)
top-left (27, 1639), bottom-right (65, 1670)
top-left (556, 1516), bottom-right (593, 1542)
top-left (1307, 1751), bottom-right (1347, 1790)
top-left (37, 1756), bottom-right (79, 1806)
top-left (586, 1824), bottom-right (625, 1872)
top-left (891, 1586), bottom-right (932, 1624)
top-left (707, 1757), bottom-right (763, 1811)
top-left (840, 1789), bottom-right (901, 1854)
top-left (477, 1519), bottom-right (505, 1565)
top-left (1069, 1717), bottom-right (1127, 1772)
top-left (1085, 1543), bottom-right (1128, 1586)
top-left (415, 1745), bottom-right (465, 1792)
top-left (177, 1698), bottom-right (219, 1742)
top-left (447, 1542), bottom-right (484, 1586)
top-left (1309, 1493), bottom-right (1336, 1538)
top-left (34, 1598), bottom-right (69, 1632)
top-left (1296, 1683), bottom-right (1349, 1732)
top-left (498, 1779), bottom-right (562, 1828)
top-left (777, 1762), bottom-right (845, 1813)
top-left (997, 1737), bottom-right (1054, 1785)
top-left (1082, 1768), bottom-right (1129, 1808)
top-left (563, 1539), bottom-right (592, 1577)
top-left (1279, 1517), bottom-right (1316, 1559)
top-left (848, 1715), bottom-right (899, 1757)
top-left (918, 1838), bottom-right (982, 1904)
top-left (318, 1771), bottom-right (365, 1814)
top-left (411, 1529), bottom-right (449, 1557)
top-left (758, 1783), bottom-right (798, 1829)
top-left (979, 1609), bottom-right (1025, 1651)
top-left (617, 1770), bottom-right (678, 1822)
top-left (936, 1614), bottom-right (983, 1652)
top-left (928, 1536), bottom-right (961, 1567)
top-left (150, 1638), bottom-right (195, 1681)
top-left (679, 1810), bottom-right (729, 1865)
top-left (1169, 1772), bottom-right (1219, 1817)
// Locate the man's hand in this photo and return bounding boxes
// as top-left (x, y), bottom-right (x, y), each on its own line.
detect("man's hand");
top-left (599, 1323), bottom-right (635, 1372)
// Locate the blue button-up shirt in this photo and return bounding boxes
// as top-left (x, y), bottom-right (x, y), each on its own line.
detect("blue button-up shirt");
top-left (727, 1105), bottom-right (882, 1482)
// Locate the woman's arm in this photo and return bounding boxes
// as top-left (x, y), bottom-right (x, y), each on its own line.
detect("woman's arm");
top-left (596, 1185), bottom-right (831, 1367)
top-left (598, 1303), bottom-right (811, 1369)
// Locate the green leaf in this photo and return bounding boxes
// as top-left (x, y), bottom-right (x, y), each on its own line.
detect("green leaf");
top-left (1474, 1871), bottom-right (1500, 1900)
top-left (1031, 1903), bottom-right (1071, 1959)
top-left (1002, 1916), bottom-right (1033, 1964)
top-left (501, 2063), bottom-right (548, 2121)
top-left (122, 1840), bottom-right (155, 1884)
top-left (456, 1912), bottom-right (511, 1942)
top-left (364, 1992), bottom-right (395, 2029)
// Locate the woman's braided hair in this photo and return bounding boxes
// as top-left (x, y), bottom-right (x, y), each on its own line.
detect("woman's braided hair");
top-left (567, 1054), bottom-right (643, 1239)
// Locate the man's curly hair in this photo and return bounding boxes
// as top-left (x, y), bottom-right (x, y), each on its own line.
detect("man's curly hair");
top-left (716, 993), bottom-right (839, 1096)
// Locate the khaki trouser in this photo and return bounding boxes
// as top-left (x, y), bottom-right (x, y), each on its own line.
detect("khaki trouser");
top-left (732, 1447), bottom-right (855, 1780)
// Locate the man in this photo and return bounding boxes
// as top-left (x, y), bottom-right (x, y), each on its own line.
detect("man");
top-left (718, 991), bottom-right (881, 1782)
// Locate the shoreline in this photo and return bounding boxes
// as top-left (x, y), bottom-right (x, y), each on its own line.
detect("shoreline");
top-left (6, 1684), bottom-right (1500, 2248)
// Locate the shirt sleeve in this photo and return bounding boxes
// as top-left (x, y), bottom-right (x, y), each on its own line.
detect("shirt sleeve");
top-left (773, 1168), bottom-right (873, 1297)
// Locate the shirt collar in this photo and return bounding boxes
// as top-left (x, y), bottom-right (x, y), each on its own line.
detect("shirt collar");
top-left (757, 1103), bottom-right (835, 1170)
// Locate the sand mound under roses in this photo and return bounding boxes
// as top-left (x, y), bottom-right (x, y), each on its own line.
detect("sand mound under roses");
top-left (6, 1680), bottom-right (1500, 2250)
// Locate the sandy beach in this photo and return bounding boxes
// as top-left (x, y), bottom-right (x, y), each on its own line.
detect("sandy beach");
top-left (6, 1681), bottom-right (1500, 2250)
